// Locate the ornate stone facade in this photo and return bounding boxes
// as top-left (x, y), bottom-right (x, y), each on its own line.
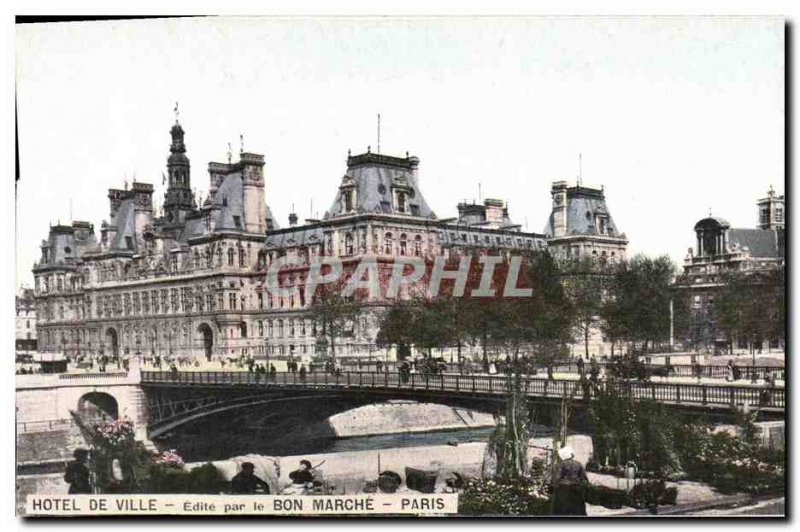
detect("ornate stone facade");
top-left (33, 117), bottom-right (279, 362)
top-left (32, 115), bottom-right (628, 364)
top-left (674, 188), bottom-right (784, 352)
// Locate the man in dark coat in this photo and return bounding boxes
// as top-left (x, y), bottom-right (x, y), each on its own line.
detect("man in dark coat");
top-left (64, 449), bottom-right (92, 494)
top-left (230, 462), bottom-right (270, 494)
top-left (552, 446), bottom-right (589, 516)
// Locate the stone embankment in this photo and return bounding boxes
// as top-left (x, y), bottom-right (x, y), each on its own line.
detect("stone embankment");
top-left (328, 401), bottom-right (496, 437)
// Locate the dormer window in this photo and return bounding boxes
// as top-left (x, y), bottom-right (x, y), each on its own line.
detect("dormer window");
top-left (597, 217), bottom-right (607, 235)
top-left (396, 192), bottom-right (407, 213)
top-left (339, 176), bottom-right (357, 213)
top-left (343, 188), bottom-right (355, 212)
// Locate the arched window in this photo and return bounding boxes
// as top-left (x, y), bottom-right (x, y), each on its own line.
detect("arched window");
top-left (238, 247), bottom-right (245, 267)
top-left (193, 251), bottom-right (200, 269)
top-left (227, 248), bottom-right (235, 266)
top-left (345, 233), bottom-right (354, 255)
top-left (205, 248), bottom-right (212, 268)
top-left (414, 235), bottom-right (423, 256)
top-left (399, 234), bottom-right (408, 255)
top-left (384, 233), bottom-right (393, 255)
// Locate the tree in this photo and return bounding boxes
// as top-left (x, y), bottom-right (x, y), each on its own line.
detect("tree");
top-left (562, 257), bottom-right (609, 359)
top-left (307, 279), bottom-right (362, 362)
top-left (714, 267), bottom-right (785, 356)
top-left (602, 255), bottom-right (677, 355)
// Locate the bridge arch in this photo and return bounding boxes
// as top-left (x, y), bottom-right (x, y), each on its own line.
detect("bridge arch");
top-left (144, 386), bottom-right (508, 441)
top-left (196, 323), bottom-right (214, 361)
top-left (78, 391), bottom-right (119, 421)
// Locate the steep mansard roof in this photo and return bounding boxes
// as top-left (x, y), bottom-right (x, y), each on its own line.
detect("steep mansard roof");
top-left (728, 228), bottom-right (783, 258)
top-left (543, 186), bottom-right (624, 238)
top-left (36, 222), bottom-right (98, 269)
top-left (324, 152), bottom-right (437, 220)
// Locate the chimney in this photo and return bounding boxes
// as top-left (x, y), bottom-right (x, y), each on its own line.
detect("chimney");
top-left (289, 212), bottom-right (298, 226)
top-left (550, 181), bottom-right (569, 238)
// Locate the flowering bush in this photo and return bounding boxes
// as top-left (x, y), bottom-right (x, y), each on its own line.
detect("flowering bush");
top-left (154, 449), bottom-right (185, 468)
top-left (459, 476), bottom-right (550, 515)
top-left (94, 418), bottom-right (136, 449)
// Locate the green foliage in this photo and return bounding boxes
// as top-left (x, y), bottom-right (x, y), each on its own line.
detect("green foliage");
top-left (628, 480), bottom-right (678, 509)
top-left (459, 475), bottom-right (550, 515)
top-left (588, 392), bottom-right (681, 476)
top-left (674, 422), bottom-right (784, 495)
top-left (142, 462), bottom-right (228, 494)
top-left (562, 257), bottom-right (611, 358)
top-left (484, 375), bottom-right (532, 480)
top-left (601, 254), bottom-right (676, 351)
top-left (308, 280), bottom-right (363, 360)
top-left (143, 463), bottom-right (190, 493)
top-left (584, 484), bottom-right (629, 509)
top-left (186, 463), bottom-right (229, 494)
top-left (714, 268), bottom-right (785, 350)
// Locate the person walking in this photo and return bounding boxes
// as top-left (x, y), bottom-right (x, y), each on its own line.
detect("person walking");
top-left (552, 446), bottom-right (589, 516)
top-left (64, 449), bottom-right (92, 494)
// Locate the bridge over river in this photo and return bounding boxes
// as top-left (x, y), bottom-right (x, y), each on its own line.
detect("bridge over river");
top-left (140, 370), bottom-right (784, 438)
top-left (15, 366), bottom-right (785, 450)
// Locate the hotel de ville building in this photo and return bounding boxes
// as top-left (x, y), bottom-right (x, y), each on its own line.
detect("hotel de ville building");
top-left (32, 114), bottom-right (627, 365)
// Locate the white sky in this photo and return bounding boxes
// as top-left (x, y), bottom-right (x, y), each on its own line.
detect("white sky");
top-left (14, 16), bottom-right (784, 286)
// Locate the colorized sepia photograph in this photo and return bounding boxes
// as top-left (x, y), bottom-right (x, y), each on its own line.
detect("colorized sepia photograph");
top-left (14, 15), bottom-right (785, 517)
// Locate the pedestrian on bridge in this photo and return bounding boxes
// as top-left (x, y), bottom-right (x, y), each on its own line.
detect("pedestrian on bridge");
top-left (299, 365), bottom-right (307, 383)
top-left (726, 360), bottom-right (735, 382)
top-left (269, 363), bottom-right (277, 380)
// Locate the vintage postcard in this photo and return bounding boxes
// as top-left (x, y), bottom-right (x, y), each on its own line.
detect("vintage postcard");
top-left (14, 16), bottom-right (785, 518)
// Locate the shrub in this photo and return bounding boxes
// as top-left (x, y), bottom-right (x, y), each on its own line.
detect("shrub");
top-left (459, 477), bottom-right (550, 515)
top-left (186, 463), bottom-right (228, 494)
top-left (628, 480), bottom-right (677, 509)
top-left (143, 462), bottom-right (188, 493)
top-left (675, 423), bottom-right (785, 495)
top-left (584, 485), bottom-right (628, 509)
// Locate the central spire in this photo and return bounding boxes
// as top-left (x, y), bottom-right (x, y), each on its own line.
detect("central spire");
top-left (164, 107), bottom-right (193, 223)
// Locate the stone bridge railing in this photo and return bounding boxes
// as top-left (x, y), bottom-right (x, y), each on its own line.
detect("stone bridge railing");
top-left (141, 370), bottom-right (785, 412)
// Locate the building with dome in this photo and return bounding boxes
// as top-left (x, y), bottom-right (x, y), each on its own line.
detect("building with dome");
top-left (674, 188), bottom-right (785, 352)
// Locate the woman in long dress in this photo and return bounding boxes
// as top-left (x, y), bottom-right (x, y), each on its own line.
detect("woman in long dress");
top-left (552, 446), bottom-right (589, 516)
